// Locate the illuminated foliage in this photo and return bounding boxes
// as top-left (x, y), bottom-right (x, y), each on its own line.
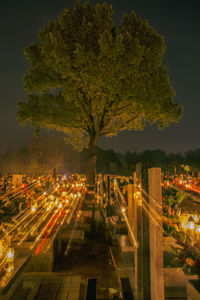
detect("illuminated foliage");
top-left (18, 1), bottom-right (182, 181)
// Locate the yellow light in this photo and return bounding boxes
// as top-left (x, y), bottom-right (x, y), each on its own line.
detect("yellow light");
top-left (193, 215), bottom-right (199, 222)
top-left (55, 199), bottom-right (58, 205)
top-left (121, 207), bottom-right (126, 213)
top-left (78, 192), bottom-right (81, 198)
top-left (66, 199), bottom-right (69, 204)
top-left (188, 221), bottom-right (195, 230)
top-left (46, 206), bottom-right (51, 211)
top-left (62, 191), bottom-right (66, 196)
top-left (196, 225), bottom-right (200, 233)
top-left (31, 206), bottom-right (36, 213)
top-left (50, 195), bottom-right (54, 200)
top-left (6, 249), bottom-right (14, 262)
top-left (72, 184), bottom-right (75, 188)
top-left (58, 203), bottom-right (62, 209)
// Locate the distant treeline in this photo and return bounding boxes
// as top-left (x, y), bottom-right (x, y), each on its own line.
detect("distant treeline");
top-left (0, 134), bottom-right (200, 175)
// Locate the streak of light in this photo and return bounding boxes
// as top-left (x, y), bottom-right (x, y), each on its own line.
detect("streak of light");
top-left (30, 186), bottom-right (72, 251)
top-left (142, 189), bottom-right (162, 210)
top-left (142, 197), bottom-right (162, 221)
top-left (35, 209), bottom-right (62, 255)
top-left (121, 210), bottom-right (138, 248)
top-left (30, 211), bottom-right (58, 250)
top-left (0, 183), bottom-right (59, 241)
top-left (17, 207), bottom-right (50, 246)
top-left (169, 183), bottom-right (200, 203)
top-left (141, 204), bottom-right (162, 231)
top-left (0, 258), bottom-right (6, 268)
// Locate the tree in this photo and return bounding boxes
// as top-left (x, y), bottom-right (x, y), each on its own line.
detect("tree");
top-left (18, 0), bottom-right (182, 184)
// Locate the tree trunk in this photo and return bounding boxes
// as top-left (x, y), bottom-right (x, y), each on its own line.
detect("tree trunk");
top-left (88, 155), bottom-right (96, 186)
top-left (87, 138), bottom-right (97, 186)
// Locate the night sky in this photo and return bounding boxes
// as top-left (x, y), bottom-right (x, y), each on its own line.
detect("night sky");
top-left (1, 0), bottom-right (200, 154)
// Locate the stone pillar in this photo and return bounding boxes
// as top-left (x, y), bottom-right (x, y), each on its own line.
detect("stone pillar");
top-left (128, 184), bottom-right (133, 232)
top-left (148, 168), bottom-right (164, 300)
top-left (132, 174), bottom-right (138, 296)
top-left (135, 163), bottom-right (151, 300)
top-left (135, 163), bottom-right (143, 300)
top-left (142, 166), bottom-right (151, 300)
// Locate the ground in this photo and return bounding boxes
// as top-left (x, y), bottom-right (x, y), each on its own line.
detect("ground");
top-left (53, 197), bottom-right (123, 299)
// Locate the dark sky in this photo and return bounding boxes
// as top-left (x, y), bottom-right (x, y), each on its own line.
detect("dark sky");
top-left (1, 0), bottom-right (200, 153)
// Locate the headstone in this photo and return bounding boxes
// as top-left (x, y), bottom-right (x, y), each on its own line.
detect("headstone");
top-left (148, 167), bottom-right (164, 300)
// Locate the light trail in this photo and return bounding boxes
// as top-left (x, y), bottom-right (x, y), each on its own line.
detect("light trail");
top-left (17, 206), bottom-right (51, 246)
top-left (1, 181), bottom-right (38, 202)
top-left (142, 189), bottom-right (162, 210)
top-left (121, 210), bottom-right (138, 248)
top-left (141, 204), bottom-right (160, 228)
top-left (30, 210), bottom-right (58, 250)
top-left (142, 197), bottom-right (162, 221)
top-left (35, 210), bottom-right (61, 255)
top-left (169, 183), bottom-right (200, 203)
top-left (31, 186), bottom-right (73, 252)
top-left (0, 182), bottom-right (59, 241)
top-left (0, 258), bottom-right (6, 268)
top-left (114, 184), bottom-right (138, 248)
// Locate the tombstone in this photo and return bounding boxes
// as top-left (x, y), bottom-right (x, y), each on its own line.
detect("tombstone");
top-left (148, 168), bottom-right (164, 300)
top-left (135, 163), bottom-right (144, 300)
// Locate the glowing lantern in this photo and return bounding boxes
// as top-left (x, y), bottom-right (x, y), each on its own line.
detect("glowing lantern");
top-left (193, 214), bottom-right (199, 222)
top-left (6, 248), bottom-right (14, 272)
top-left (58, 202), bottom-right (62, 209)
top-left (188, 216), bottom-right (195, 230)
top-left (135, 190), bottom-right (142, 206)
top-left (180, 215), bottom-right (188, 229)
top-left (31, 205), bottom-right (36, 213)
top-left (62, 191), bottom-right (66, 196)
top-left (6, 248), bottom-right (14, 263)
top-left (195, 219), bottom-right (200, 235)
top-left (121, 207), bottom-right (126, 213)
top-left (196, 224), bottom-right (200, 233)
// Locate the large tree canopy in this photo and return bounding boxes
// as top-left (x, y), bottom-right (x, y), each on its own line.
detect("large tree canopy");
top-left (18, 0), bottom-right (182, 157)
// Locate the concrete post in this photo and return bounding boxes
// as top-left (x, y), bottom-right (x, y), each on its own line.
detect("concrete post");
top-left (135, 163), bottom-right (143, 300)
top-left (131, 175), bottom-right (138, 296)
top-left (148, 168), bottom-right (164, 300)
top-left (128, 184), bottom-right (133, 232)
top-left (140, 166), bottom-right (151, 300)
